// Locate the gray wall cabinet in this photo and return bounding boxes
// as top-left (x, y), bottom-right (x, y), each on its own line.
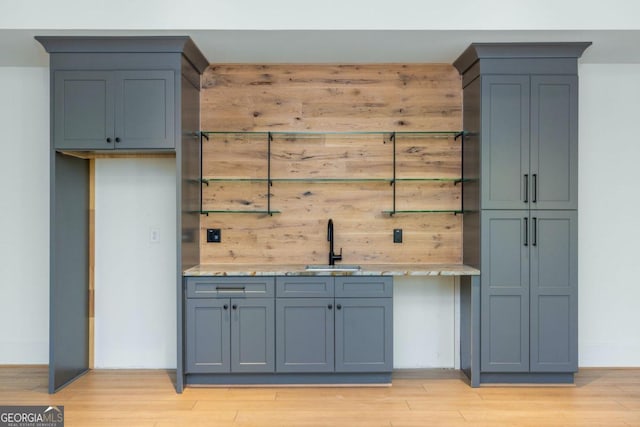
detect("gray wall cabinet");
top-left (37, 36), bottom-right (209, 393)
top-left (54, 70), bottom-right (175, 150)
top-left (455, 42), bottom-right (589, 385)
top-left (480, 74), bottom-right (578, 210)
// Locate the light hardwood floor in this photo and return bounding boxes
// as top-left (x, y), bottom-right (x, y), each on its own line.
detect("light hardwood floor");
top-left (1, 367), bottom-right (639, 426)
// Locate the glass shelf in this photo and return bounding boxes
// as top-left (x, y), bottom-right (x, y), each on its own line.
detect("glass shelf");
top-left (383, 210), bottom-right (463, 216)
top-left (201, 210), bottom-right (281, 215)
top-left (394, 178), bottom-right (465, 182)
top-left (202, 178), bottom-right (268, 183)
top-left (271, 178), bottom-right (390, 183)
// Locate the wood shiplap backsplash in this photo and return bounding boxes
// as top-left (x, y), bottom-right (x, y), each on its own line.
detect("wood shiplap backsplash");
top-left (199, 64), bottom-right (462, 265)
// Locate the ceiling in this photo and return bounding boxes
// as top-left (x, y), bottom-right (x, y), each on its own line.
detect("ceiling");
top-left (2, 29), bottom-right (640, 66)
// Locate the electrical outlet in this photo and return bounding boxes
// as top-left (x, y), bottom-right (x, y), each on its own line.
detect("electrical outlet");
top-left (207, 228), bottom-right (221, 243)
top-left (393, 229), bottom-right (403, 243)
top-left (149, 228), bottom-right (160, 243)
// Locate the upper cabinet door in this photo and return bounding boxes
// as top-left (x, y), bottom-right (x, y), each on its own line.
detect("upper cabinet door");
top-left (114, 70), bottom-right (175, 150)
top-left (54, 71), bottom-right (115, 150)
top-left (53, 70), bottom-right (175, 151)
top-left (530, 76), bottom-right (578, 210)
top-left (481, 75), bottom-right (531, 210)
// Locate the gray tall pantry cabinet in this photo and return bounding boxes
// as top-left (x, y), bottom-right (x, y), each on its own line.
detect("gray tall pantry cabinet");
top-left (36, 37), bottom-right (208, 393)
top-left (455, 43), bottom-right (590, 385)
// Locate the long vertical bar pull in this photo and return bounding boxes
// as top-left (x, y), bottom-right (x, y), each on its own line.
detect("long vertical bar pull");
top-left (524, 217), bottom-right (529, 246)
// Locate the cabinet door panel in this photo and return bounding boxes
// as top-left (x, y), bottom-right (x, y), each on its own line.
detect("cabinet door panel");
top-left (530, 211), bottom-right (577, 372)
top-left (115, 70), bottom-right (175, 149)
top-left (531, 76), bottom-right (578, 209)
top-left (335, 298), bottom-right (392, 372)
top-left (481, 75), bottom-right (530, 209)
top-left (231, 299), bottom-right (275, 372)
top-left (185, 299), bottom-right (230, 373)
top-left (54, 71), bottom-right (115, 150)
top-left (276, 298), bottom-right (334, 372)
top-left (481, 211), bottom-right (529, 372)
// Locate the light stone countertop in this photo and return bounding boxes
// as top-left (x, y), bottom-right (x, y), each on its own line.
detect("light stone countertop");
top-left (183, 263), bottom-right (480, 277)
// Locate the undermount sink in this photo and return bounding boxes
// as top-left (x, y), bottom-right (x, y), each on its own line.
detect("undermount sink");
top-left (305, 265), bottom-right (361, 272)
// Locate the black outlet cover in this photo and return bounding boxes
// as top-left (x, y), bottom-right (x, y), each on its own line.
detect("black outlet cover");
top-left (207, 228), bottom-right (221, 243)
top-left (393, 229), bottom-right (403, 243)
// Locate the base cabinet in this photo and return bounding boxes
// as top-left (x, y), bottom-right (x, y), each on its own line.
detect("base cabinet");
top-left (275, 276), bottom-right (393, 374)
top-left (185, 278), bottom-right (275, 374)
top-left (184, 276), bottom-right (393, 385)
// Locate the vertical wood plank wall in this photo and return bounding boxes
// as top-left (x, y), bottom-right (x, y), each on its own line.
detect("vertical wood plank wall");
top-left (200, 64), bottom-right (462, 265)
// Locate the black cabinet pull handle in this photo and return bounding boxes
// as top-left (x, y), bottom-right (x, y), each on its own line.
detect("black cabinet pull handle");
top-left (106, 137), bottom-right (112, 143)
top-left (232, 304), bottom-right (237, 310)
top-left (524, 174), bottom-right (529, 203)
top-left (532, 217), bottom-right (537, 246)
top-left (115, 137), bottom-right (121, 143)
top-left (524, 217), bottom-right (528, 246)
top-left (336, 304), bottom-right (342, 310)
top-left (532, 174), bottom-right (537, 203)
top-left (328, 304), bottom-right (333, 310)
top-left (223, 304), bottom-right (228, 310)
top-left (216, 286), bottom-right (246, 293)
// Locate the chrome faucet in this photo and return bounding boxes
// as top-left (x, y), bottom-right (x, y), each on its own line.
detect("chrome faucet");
top-left (327, 219), bottom-right (343, 265)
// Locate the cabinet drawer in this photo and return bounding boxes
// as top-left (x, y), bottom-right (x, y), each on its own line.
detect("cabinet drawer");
top-left (335, 277), bottom-right (393, 298)
top-left (276, 277), bottom-right (334, 298)
top-left (186, 277), bottom-right (274, 298)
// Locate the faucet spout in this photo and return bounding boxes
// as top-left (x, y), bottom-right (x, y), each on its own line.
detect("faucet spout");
top-left (327, 219), bottom-right (342, 265)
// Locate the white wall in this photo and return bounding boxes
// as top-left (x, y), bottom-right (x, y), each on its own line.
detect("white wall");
top-left (394, 277), bottom-right (456, 368)
top-left (94, 158), bottom-right (176, 368)
top-left (578, 64), bottom-right (640, 366)
top-left (0, 67), bottom-right (49, 363)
